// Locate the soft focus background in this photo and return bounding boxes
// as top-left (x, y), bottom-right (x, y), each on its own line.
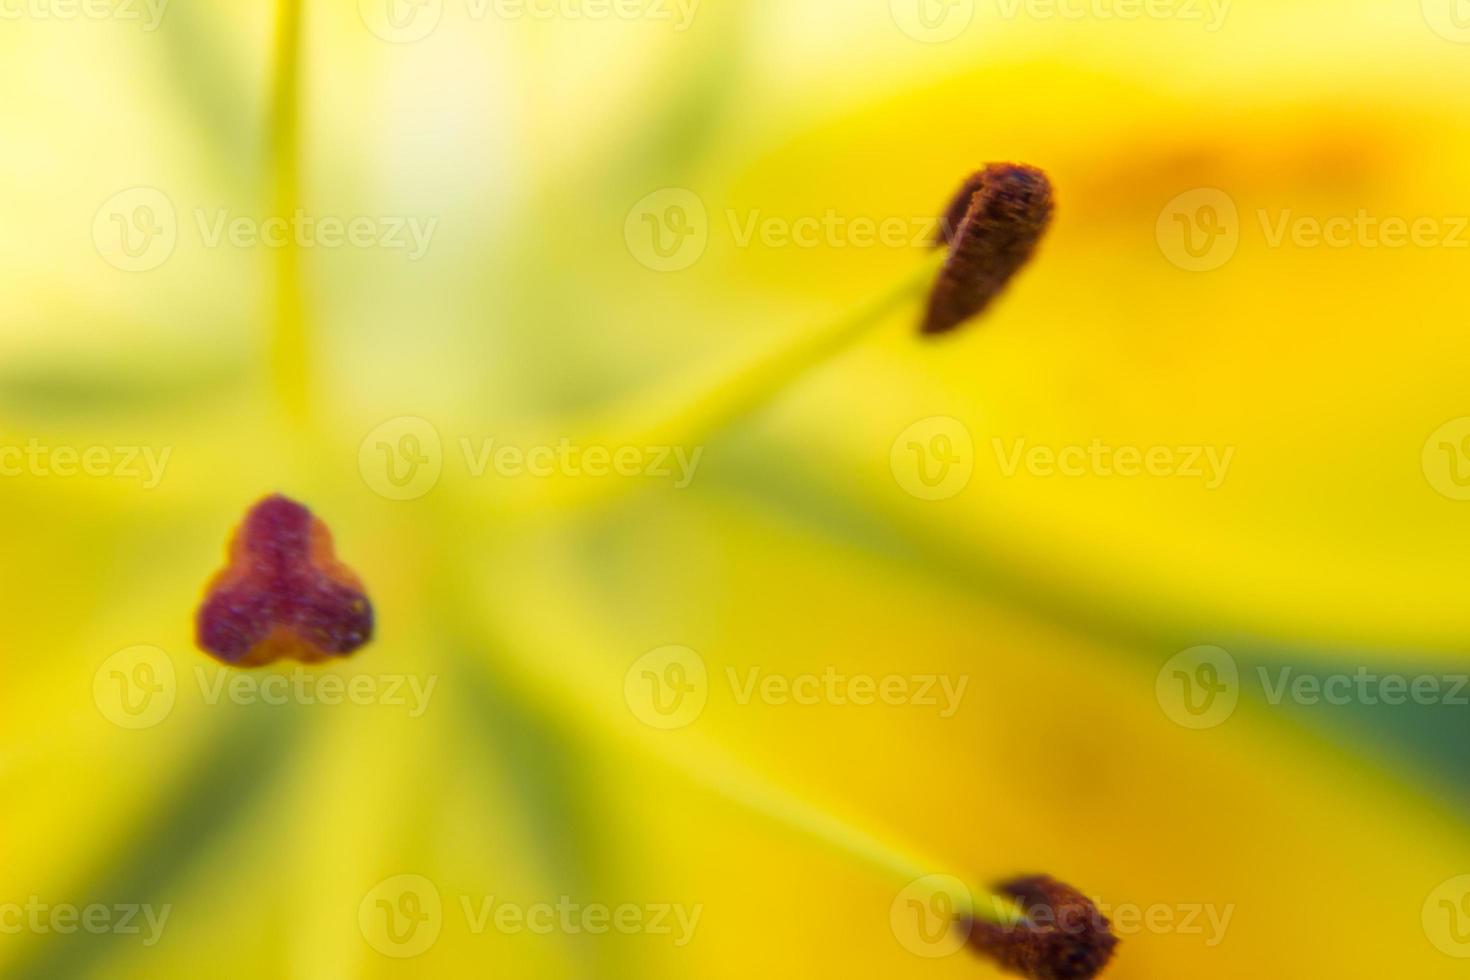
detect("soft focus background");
top-left (3, 0), bottom-right (1470, 977)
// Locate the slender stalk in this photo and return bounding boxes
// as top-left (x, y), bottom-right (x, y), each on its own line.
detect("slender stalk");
top-left (503, 249), bottom-right (947, 511)
top-left (269, 0), bottom-right (307, 422)
top-left (465, 559), bottom-right (1021, 928)
top-left (605, 250), bottom-right (945, 450)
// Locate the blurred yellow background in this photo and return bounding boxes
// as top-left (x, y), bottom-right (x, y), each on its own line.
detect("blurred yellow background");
top-left (3, 0), bottom-right (1470, 977)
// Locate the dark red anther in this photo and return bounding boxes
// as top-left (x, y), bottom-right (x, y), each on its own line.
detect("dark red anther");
top-left (924, 163), bottom-right (1054, 335)
top-left (195, 494), bottom-right (373, 666)
top-left (966, 875), bottom-right (1118, 980)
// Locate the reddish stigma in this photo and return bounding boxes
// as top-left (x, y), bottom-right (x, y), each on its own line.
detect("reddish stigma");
top-left (195, 494), bottom-right (374, 667)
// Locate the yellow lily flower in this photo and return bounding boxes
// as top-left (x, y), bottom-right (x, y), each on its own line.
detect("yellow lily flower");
top-left (2, 0), bottom-right (1468, 978)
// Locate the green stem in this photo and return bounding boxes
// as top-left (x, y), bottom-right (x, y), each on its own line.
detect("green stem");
top-left (506, 250), bottom-right (947, 511)
top-left (469, 565), bottom-right (1019, 927)
top-left (270, 0), bottom-right (307, 422)
top-left (606, 249), bottom-right (945, 450)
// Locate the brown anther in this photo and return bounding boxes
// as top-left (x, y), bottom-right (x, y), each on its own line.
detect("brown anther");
top-left (923, 163), bottom-right (1054, 335)
top-left (965, 875), bottom-right (1118, 980)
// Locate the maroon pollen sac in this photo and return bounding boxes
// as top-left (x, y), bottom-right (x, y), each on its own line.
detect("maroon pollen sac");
top-left (966, 875), bottom-right (1119, 980)
top-left (923, 163), bottom-right (1055, 335)
top-left (195, 494), bottom-right (374, 667)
